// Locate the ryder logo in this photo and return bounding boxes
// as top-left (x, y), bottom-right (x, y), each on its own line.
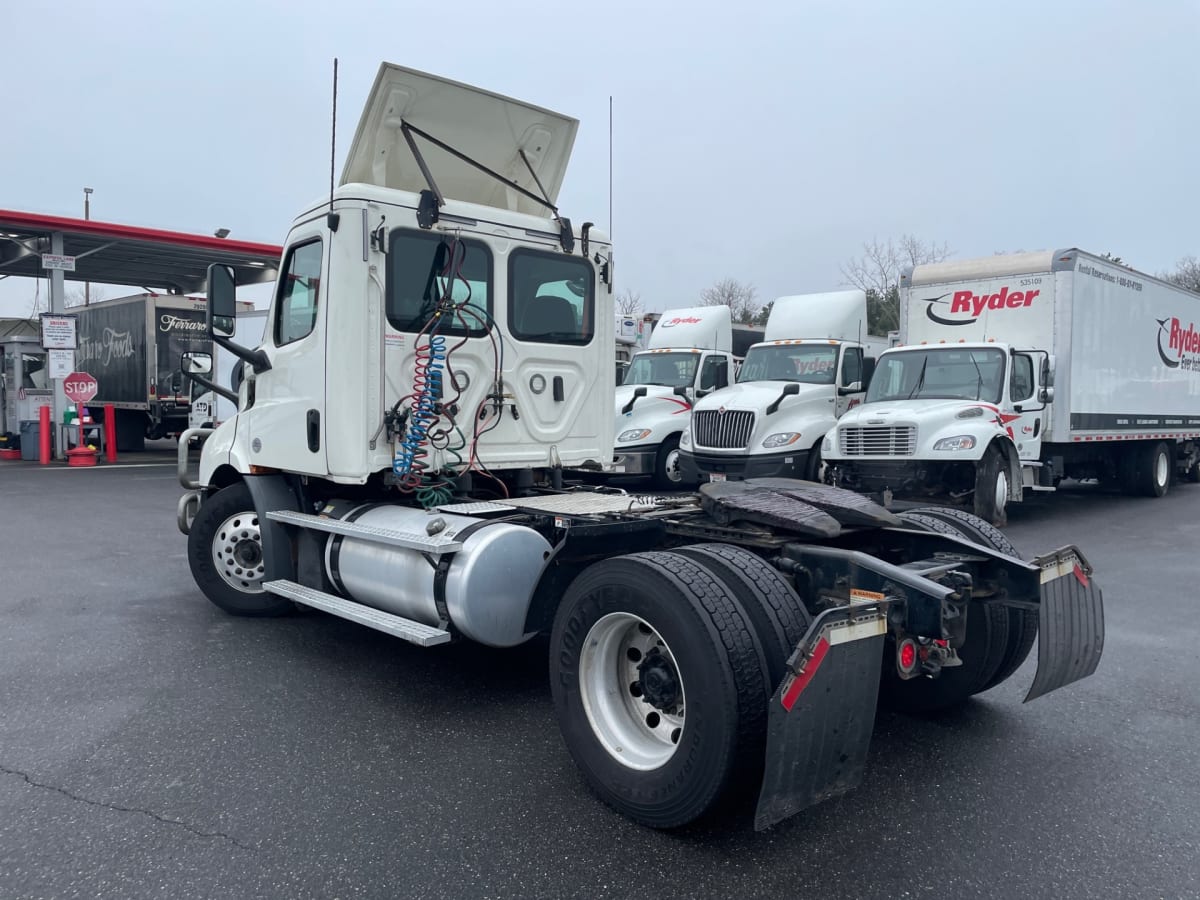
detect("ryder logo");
top-left (659, 316), bottom-right (702, 328)
top-left (924, 286), bottom-right (1040, 326)
top-left (1156, 316), bottom-right (1200, 370)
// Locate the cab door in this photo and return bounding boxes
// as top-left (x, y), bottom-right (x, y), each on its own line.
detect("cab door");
top-left (1006, 351), bottom-right (1045, 462)
top-left (836, 345), bottom-right (866, 416)
top-left (240, 225), bottom-right (329, 475)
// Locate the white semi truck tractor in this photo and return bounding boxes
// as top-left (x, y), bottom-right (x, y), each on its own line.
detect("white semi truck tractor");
top-left (679, 291), bottom-right (885, 484)
top-left (614, 305), bottom-right (736, 488)
top-left (177, 64), bottom-right (1104, 831)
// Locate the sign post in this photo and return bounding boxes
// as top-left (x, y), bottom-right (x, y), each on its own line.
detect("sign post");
top-left (63, 372), bottom-right (99, 456)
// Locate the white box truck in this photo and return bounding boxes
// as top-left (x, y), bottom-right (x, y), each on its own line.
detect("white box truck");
top-left (679, 291), bottom-right (886, 483)
top-left (613, 305), bottom-right (736, 487)
top-left (174, 64), bottom-right (1103, 831)
top-left (826, 249), bottom-right (1200, 524)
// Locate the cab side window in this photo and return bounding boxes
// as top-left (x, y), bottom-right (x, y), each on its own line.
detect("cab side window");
top-left (1010, 354), bottom-right (1035, 402)
top-left (699, 355), bottom-right (728, 391)
top-left (274, 240), bottom-right (323, 346)
top-left (509, 249), bottom-right (594, 345)
top-left (841, 347), bottom-right (864, 387)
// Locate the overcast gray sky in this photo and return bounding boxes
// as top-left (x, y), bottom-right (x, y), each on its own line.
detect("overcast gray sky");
top-left (3, 0), bottom-right (1198, 317)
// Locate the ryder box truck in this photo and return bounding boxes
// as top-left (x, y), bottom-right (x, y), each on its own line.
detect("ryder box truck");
top-left (826, 249), bottom-right (1200, 524)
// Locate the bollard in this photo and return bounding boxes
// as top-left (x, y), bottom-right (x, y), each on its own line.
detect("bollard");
top-left (104, 404), bottom-right (118, 463)
top-left (38, 404), bottom-right (51, 465)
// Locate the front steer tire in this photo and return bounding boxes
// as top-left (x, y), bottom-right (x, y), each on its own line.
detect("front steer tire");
top-left (187, 482), bottom-right (293, 617)
top-left (550, 551), bottom-right (766, 829)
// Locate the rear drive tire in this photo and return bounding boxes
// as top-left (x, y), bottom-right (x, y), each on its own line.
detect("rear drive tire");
top-left (1138, 441), bottom-right (1172, 497)
top-left (880, 511), bottom-right (1009, 712)
top-left (900, 507), bottom-right (1036, 694)
top-left (550, 551), bottom-right (766, 829)
top-left (972, 446), bottom-right (1009, 527)
top-left (672, 543), bottom-right (812, 687)
top-left (187, 482), bottom-right (293, 617)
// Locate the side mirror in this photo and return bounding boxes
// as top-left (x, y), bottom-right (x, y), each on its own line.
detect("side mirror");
top-left (181, 351), bottom-right (213, 375)
top-left (838, 381), bottom-right (863, 396)
top-left (1041, 355), bottom-right (1055, 388)
top-left (1038, 386), bottom-right (1055, 403)
top-left (206, 263), bottom-right (238, 338)
top-left (766, 381), bottom-right (800, 415)
top-left (673, 385), bottom-right (694, 402)
top-left (621, 385), bottom-right (648, 416)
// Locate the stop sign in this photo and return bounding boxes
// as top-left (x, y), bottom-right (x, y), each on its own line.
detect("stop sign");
top-left (63, 372), bottom-right (99, 404)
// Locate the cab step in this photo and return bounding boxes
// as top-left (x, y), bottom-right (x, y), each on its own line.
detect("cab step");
top-left (266, 510), bottom-right (463, 554)
top-left (263, 579), bottom-right (452, 647)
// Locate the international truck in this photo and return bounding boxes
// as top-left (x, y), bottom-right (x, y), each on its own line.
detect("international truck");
top-left (75, 293), bottom-right (253, 451)
top-left (679, 291), bottom-right (886, 484)
top-left (825, 250), bottom-right (1200, 525)
top-left (188, 308), bottom-right (269, 431)
top-left (175, 63), bottom-right (1103, 831)
top-left (613, 305), bottom-right (737, 487)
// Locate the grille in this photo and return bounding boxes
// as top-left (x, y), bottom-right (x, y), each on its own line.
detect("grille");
top-left (694, 409), bottom-right (755, 449)
top-left (838, 425), bottom-right (917, 456)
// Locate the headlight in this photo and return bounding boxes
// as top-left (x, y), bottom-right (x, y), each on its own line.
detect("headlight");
top-left (680, 427), bottom-right (692, 449)
top-left (762, 432), bottom-right (801, 449)
top-left (956, 406), bottom-right (985, 419)
top-left (617, 429), bottom-right (652, 442)
top-left (933, 435), bottom-right (977, 451)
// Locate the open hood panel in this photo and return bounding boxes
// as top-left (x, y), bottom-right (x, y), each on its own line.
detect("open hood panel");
top-left (340, 63), bottom-right (579, 218)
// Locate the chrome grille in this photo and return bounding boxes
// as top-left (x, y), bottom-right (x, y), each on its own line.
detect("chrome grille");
top-left (694, 409), bottom-right (755, 449)
top-left (838, 425), bottom-right (917, 456)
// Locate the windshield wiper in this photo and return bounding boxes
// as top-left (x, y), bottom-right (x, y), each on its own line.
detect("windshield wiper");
top-left (969, 354), bottom-right (985, 400)
top-left (906, 356), bottom-right (929, 399)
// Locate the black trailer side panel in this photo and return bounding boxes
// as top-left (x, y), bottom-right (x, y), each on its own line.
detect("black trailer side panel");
top-left (76, 300), bottom-right (149, 409)
top-left (153, 302), bottom-right (210, 404)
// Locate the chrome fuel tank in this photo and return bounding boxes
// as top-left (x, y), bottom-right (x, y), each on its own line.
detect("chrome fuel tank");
top-left (324, 505), bottom-right (551, 647)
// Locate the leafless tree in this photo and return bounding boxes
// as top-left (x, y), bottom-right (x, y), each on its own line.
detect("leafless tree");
top-left (1162, 256), bottom-right (1200, 294)
top-left (700, 278), bottom-right (760, 325)
top-left (841, 235), bottom-right (952, 296)
top-left (64, 285), bottom-right (109, 308)
top-left (617, 288), bottom-right (642, 316)
top-left (842, 236), bottom-right (952, 334)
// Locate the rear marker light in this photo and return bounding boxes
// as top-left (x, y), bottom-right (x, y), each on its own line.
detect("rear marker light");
top-left (897, 638), bottom-right (918, 675)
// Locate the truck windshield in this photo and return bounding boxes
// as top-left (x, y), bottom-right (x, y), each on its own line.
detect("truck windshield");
top-left (623, 352), bottom-right (698, 388)
top-left (737, 344), bottom-right (837, 384)
top-left (866, 347), bottom-right (1006, 403)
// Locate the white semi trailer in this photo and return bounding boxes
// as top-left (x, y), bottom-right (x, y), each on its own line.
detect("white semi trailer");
top-left (177, 64), bottom-right (1103, 830)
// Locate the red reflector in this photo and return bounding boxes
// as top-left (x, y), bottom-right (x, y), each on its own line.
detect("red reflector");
top-left (899, 641), bottom-right (917, 671)
top-left (780, 637), bottom-right (830, 711)
top-left (1073, 564), bottom-right (1090, 588)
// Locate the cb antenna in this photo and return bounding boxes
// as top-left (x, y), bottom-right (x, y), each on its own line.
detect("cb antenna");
top-left (327, 57), bottom-right (340, 231)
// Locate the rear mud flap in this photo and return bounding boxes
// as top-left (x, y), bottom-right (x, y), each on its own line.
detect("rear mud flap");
top-left (1024, 548), bottom-right (1105, 702)
top-left (755, 608), bottom-right (886, 831)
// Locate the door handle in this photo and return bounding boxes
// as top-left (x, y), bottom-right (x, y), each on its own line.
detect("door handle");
top-left (307, 409), bottom-right (320, 452)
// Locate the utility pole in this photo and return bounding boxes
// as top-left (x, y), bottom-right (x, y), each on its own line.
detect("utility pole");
top-left (83, 187), bottom-right (93, 306)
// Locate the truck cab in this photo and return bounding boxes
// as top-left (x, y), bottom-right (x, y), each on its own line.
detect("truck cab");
top-left (678, 290), bottom-right (880, 483)
top-left (613, 306), bottom-right (734, 487)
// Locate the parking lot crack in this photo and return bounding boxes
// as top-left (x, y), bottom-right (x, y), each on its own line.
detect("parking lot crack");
top-left (0, 762), bottom-right (256, 851)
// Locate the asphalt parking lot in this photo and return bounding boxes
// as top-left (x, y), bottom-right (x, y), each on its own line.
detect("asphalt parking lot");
top-left (1, 458), bottom-right (1198, 899)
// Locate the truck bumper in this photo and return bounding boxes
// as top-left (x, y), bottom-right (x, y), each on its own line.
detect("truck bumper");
top-left (680, 448), bottom-right (809, 483)
top-left (830, 458), bottom-right (975, 499)
top-left (612, 445), bottom-right (658, 476)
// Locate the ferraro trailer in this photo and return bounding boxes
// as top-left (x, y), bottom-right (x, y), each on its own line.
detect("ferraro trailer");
top-left (827, 250), bottom-right (1200, 524)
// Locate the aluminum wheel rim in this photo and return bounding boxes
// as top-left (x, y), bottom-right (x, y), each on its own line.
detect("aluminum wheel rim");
top-left (579, 612), bottom-right (685, 771)
top-left (664, 448), bottom-right (683, 483)
top-left (211, 510), bottom-right (265, 593)
top-left (1155, 450), bottom-right (1169, 488)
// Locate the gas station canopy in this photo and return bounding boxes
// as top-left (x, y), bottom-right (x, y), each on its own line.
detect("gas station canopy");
top-left (0, 209), bottom-right (282, 294)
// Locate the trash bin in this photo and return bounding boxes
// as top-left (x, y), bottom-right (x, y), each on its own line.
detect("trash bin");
top-left (19, 420), bottom-right (44, 461)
